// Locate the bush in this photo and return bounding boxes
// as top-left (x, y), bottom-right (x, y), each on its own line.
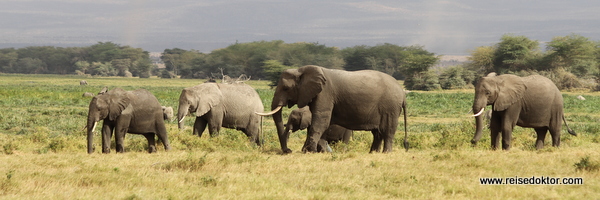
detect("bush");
top-left (438, 66), bottom-right (476, 89)
top-left (160, 70), bottom-right (176, 79)
top-left (574, 156), bottom-right (600, 172)
top-left (538, 68), bottom-right (593, 90)
top-left (404, 70), bottom-right (441, 91)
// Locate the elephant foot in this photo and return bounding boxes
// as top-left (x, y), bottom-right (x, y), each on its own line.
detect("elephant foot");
top-left (282, 148), bottom-right (292, 154)
top-left (470, 139), bottom-right (478, 145)
top-left (148, 146), bottom-right (157, 153)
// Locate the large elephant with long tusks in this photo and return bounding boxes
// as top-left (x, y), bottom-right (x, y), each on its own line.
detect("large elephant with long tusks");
top-left (177, 82), bottom-right (264, 145)
top-left (257, 65), bottom-right (408, 154)
top-left (86, 88), bottom-right (171, 154)
top-left (471, 73), bottom-right (576, 150)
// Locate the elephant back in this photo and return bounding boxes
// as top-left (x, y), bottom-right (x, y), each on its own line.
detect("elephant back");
top-left (219, 83), bottom-right (264, 112)
top-left (130, 89), bottom-right (163, 114)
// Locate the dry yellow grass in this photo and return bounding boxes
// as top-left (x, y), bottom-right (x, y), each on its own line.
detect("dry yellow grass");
top-left (0, 147), bottom-right (597, 199)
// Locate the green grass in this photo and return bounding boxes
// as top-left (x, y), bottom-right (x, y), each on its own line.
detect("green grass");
top-left (0, 74), bottom-right (599, 199)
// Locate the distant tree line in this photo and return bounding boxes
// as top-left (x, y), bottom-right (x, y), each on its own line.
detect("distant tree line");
top-left (455, 33), bottom-right (600, 90)
top-left (2, 34), bottom-right (600, 91)
top-left (0, 42), bottom-right (153, 77)
top-left (160, 40), bottom-right (438, 88)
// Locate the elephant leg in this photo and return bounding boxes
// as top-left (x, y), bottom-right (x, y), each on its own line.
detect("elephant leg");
top-left (370, 129), bottom-right (383, 153)
top-left (115, 126), bottom-right (128, 153)
top-left (193, 117), bottom-right (208, 137)
top-left (302, 110), bottom-right (331, 153)
top-left (155, 121), bottom-right (171, 151)
top-left (501, 124), bottom-right (514, 150)
top-left (207, 112), bottom-right (223, 137)
top-left (489, 116), bottom-right (501, 150)
top-left (101, 124), bottom-right (114, 154)
top-left (241, 128), bottom-right (260, 146)
top-left (207, 122), bottom-right (222, 137)
top-left (143, 133), bottom-right (157, 153)
top-left (342, 130), bottom-right (353, 144)
top-left (316, 139), bottom-right (331, 152)
top-left (303, 127), bottom-right (327, 152)
top-left (549, 123), bottom-right (562, 148)
top-left (381, 117), bottom-right (398, 153)
top-left (534, 127), bottom-right (548, 150)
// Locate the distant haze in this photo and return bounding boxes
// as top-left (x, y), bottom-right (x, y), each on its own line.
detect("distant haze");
top-left (1, 0), bottom-right (599, 55)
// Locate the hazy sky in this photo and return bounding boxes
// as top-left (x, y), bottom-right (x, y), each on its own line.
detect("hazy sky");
top-left (1, 0), bottom-right (600, 55)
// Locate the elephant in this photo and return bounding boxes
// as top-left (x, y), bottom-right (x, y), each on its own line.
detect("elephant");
top-left (284, 106), bottom-right (353, 152)
top-left (471, 73), bottom-right (576, 150)
top-left (80, 80), bottom-right (88, 85)
top-left (86, 87), bottom-right (171, 154)
top-left (257, 65), bottom-right (408, 153)
top-left (177, 82), bottom-right (264, 145)
top-left (162, 106), bottom-right (174, 121)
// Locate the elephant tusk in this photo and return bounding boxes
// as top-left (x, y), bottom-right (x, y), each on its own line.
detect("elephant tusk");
top-left (472, 108), bottom-right (485, 117)
top-left (91, 122), bottom-right (97, 133)
top-left (178, 116), bottom-right (186, 124)
top-left (255, 106), bottom-right (283, 116)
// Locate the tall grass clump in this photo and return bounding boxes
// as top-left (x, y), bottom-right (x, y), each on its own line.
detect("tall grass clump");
top-left (158, 153), bottom-right (209, 172)
top-left (574, 156), bottom-right (600, 172)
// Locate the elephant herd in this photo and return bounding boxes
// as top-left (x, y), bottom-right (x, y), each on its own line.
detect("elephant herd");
top-left (84, 65), bottom-right (577, 154)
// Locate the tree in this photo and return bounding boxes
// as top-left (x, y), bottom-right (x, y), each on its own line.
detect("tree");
top-left (262, 60), bottom-right (291, 87)
top-left (75, 61), bottom-right (90, 75)
top-left (400, 52), bottom-right (439, 77)
top-left (342, 44), bottom-right (438, 80)
top-left (0, 49), bottom-right (18, 73)
top-left (493, 34), bottom-right (540, 73)
top-left (112, 59), bottom-right (132, 77)
top-left (546, 34), bottom-right (598, 77)
top-left (87, 42), bottom-right (123, 63)
top-left (466, 46), bottom-right (495, 74)
top-left (16, 58), bottom-right (46, 74)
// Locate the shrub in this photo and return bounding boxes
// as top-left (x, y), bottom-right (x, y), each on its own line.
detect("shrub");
top-left (438, 66), bottom-right (476, 89)
top-left (574, 156), bottom-right (600, 172)
top-left (538, 68), bottom-right (590, 90)
top-left (404, 70), bottom-right (441, 91)
top-left (158, 153), bottom-right (208, 172)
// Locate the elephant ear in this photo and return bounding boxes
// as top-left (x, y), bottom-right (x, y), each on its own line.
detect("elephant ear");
top-left (299, 110), bottom-right (312, 130)
top-left (493, 75), bottom-right (526, 111)
top-left (108, 89), bottom-right (131, 121)
top-left (297, 65), bottom-right (326, 108)
top-left (194, 83), bottom-right (223, 117)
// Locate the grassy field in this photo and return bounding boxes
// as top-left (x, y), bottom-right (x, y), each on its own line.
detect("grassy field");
top-left (0, 74), bottom-right (599, 199)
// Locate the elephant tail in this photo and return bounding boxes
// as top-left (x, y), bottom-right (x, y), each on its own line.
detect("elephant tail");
top-left (402, 100), bottom-right (409, 151)
top-left (562, 114), bottom-right (577, 136)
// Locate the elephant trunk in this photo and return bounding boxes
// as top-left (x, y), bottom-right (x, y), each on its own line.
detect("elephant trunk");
top-left (472, 113), bottom-right (484, 145)
top-left (86, 116), bottom-right (97, 154)
top-left (272, 106), bottom-right (291, 154)
top-left (177, 104), bottom-right (189, 130)
top-left (471, 100), bottom-right (487, 145)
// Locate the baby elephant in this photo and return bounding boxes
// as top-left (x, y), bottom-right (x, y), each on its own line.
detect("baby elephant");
top-left (162, 106), bottom-right (174, 121)
top-left (285, 107), bottom-right (353, 152)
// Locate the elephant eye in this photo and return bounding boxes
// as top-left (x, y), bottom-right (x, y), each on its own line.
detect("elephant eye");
top-left (485, 90), bottom-right (491, 95)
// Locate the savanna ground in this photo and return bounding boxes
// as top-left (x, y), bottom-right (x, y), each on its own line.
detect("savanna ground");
top-left (0, 74), bottom-right (599, 199)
